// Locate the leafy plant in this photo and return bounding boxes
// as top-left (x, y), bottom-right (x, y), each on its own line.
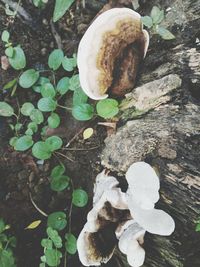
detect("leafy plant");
top-left (0, 218), bottom-right (16, 267)
top-left (195, 219), bottom-right (200, 232)
top-left (141, 6), bottom-right (175, 40)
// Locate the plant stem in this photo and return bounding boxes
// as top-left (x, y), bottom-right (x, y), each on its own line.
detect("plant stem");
top-left (57, 104), bottom-right (72, 111)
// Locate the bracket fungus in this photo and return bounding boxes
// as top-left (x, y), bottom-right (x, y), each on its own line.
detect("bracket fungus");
top-left (77, 162), bottom-right (175, 267)
top-left (77, 8), bottom-right (149, 100)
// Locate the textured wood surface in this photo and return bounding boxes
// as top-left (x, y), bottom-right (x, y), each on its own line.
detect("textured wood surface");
top-left (100, 0), bottom-right (200, 266)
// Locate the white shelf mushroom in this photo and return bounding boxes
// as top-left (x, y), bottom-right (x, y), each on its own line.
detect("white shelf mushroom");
top-left (77, 163), bottom-right (175, 267)
top-left (126, 162), bottom-right (175, 236)
top-left (77, 8), bottom-right (149, 99)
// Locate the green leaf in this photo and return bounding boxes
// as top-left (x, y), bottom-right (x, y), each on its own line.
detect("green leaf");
top-left (47, 227), bottom-right (62, 248)
top-left (27, 122), bottom-right (38, 133)
top-left (51, 165), bottom-right (65, 178)
top-left (47, 212), bottom-right (67, 231)
top-left (21, 102), bottom-right (35, 116)
top-left (14, 135), bottom-right (33, 151)
top-left (48, 113), bottom-right (60, 128)
top-left (195, 222), bottom-right (200, 232)
top-left (41, 83), bottom-right (56, 98)
top-left (19, 69), bottom-right (39, 88)
top-left (32, 141), bottom-right (51, 160)
top-left (72, 189), bottom-right (88, 207)
top-left (41, 239), bottom-right (53, 249)
top-left (3, 78), bottom-right (17, 90)
top-left (141, 16), bottom-right (153, 28)
top-left (5, 47), bottom-right (14, 57)
top-left (9, 137), bottom-right (18, 147)
top-left (156, 26), bottom-right (175, 40)
top-left (73, 87), bottom-right (88, 106)
top-left (56, 77), bottom-right (70, 95)
top-left (65, 233), bottom-right (77, 255)
top-left (25, 128), bottom-right (34, 136)
top-left (51, 175), bottom-right (70, 191)
top-left (33, 77), bottom-right (50, 93)
top-left (45, 136), bottom-right (63, 151)
top-left (48, 49), bottom-right (64, 70)
top-left (150, 6), bottom-right (164, 25)
top-left (62, 56), bottom-right (74, 71)
top-left (69, 74), bottom-right (80, 91)
top-left (96, 99), bottom-right (119, 119)
top-left (0, 250), bottom-right (15, 267)
top-left (53, 0), bottom-right (75, 22)
top-left (38, 98), bottom-right (57, 112)
top-left (0, 219), bottom-right (5, 233)
top-left (30, 109), bottom-right (44, 124)
top-left (45, 249), bottom-right (62, 267)
top-left (1, 30), bottom-right (10, 42)
top-left (72, 104), bottom-right (94, 121)
top-left (0, 102), bottom-right (14, 117)
top-left (9, 46), bottom-right (26, 70)
top-left (15, 123), bottom-right (22, 131)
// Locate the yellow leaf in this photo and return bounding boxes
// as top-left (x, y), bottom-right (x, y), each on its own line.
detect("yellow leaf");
top-left (83, 128), bottom-right (94, 140)
top-left (25, 220), bottom-right (41, 230)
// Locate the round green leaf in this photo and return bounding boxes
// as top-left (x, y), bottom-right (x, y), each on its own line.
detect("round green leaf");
top-left (72, 189), bottom-right (88, 207)
top-left (9, 46), bottom-right (26, 70)
top-left (45, 136), bottom-right (63, 151)
top-left (0, 102), bottom-right (14, 117)
top-left (33, 77), bottom-right (50, 93)
top-left (32, 141), bottom-right (51, 160)
top-left (47, 212), bottom-right (67, 231)
top-left (28, 122), bottom-right (38, 133)
top-left (38, 98), bottom-right (57, 112)
top-left (69, 74), bottom-right (80, 91)
top-left (30, 109), bottom-right (44, 124)
top-left (96, 99), bottom-right (119, 119)
top-left (47, 227), bottom-right (62, 248)
top-left (5, 47), bottom-right (14, 57)
top-left (62, 57), bottom-right (74, 71)
top-left (53, 0), bottom-right (75, 22)
top-left (21, 102), bottom-right (35, 116)
top-left (51, 175), bottom-right (70, 191)
top-left (48, 49), bottom-right (64, 70)
top-left (19, 69), bottom-right (39, 88)
top-left (41, 83), bottom-right (56, 98)
top-left (25, 128), bottom-right (33, 136)
top-left (73, 87), bottom-right (88, 106)
top-left (14, 135), bottom-right (33, 151)
top-left (150, 6), bottom-right (164, 24)
top-left (56, 77), bottom-right (70, 95)
top-left (9, 137), bottom-right (18, 147)
top-left (72, 104), bottom-right (94, 121)
top-left (45, 249), bottom-right (62, 267)
top-left (51, 165), bottom-right (65, 178)
top-left (141, 16), bottom-right (153, 28)
top-left (41, 239), bottom-right (53, 249)
top-left (156, 26), bottom-right (175, 40)
top-left (65, 233), bottom-right (77, 255)
top-left (1, 30), bottom-right (10, 42)
top-left (48, 113), bottom-right (60, 128)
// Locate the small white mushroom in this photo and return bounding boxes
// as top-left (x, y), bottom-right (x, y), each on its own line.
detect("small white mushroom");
top-left (77, 8), bottom-right (149, 99)
top-left (77, 171), bottom-right (130, 266)
top-left (126, 162), bottom-right (175, 236)
top-left (118, 221), bottom-right (145, 267)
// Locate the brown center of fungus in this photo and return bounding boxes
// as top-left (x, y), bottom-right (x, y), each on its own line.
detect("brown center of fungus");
top-left (96, 19), bottom-right (145, 97)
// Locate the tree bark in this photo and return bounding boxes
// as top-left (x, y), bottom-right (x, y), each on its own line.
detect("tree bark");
top-left (101, 0), bottom-right (200, 266)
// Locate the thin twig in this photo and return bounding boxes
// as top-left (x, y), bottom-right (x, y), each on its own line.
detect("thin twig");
top-left (29, 192), bottom-right (48, 217)
top-left (62, 145), bottom-right (100, 151)
top-left (55, 151), bottom-right (74, 162)
top-left (50, 19), bottom-right (63, 50)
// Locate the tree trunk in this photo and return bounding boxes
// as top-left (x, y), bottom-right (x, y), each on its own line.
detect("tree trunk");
top-left (101, 0), bottom-right (200, 266)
